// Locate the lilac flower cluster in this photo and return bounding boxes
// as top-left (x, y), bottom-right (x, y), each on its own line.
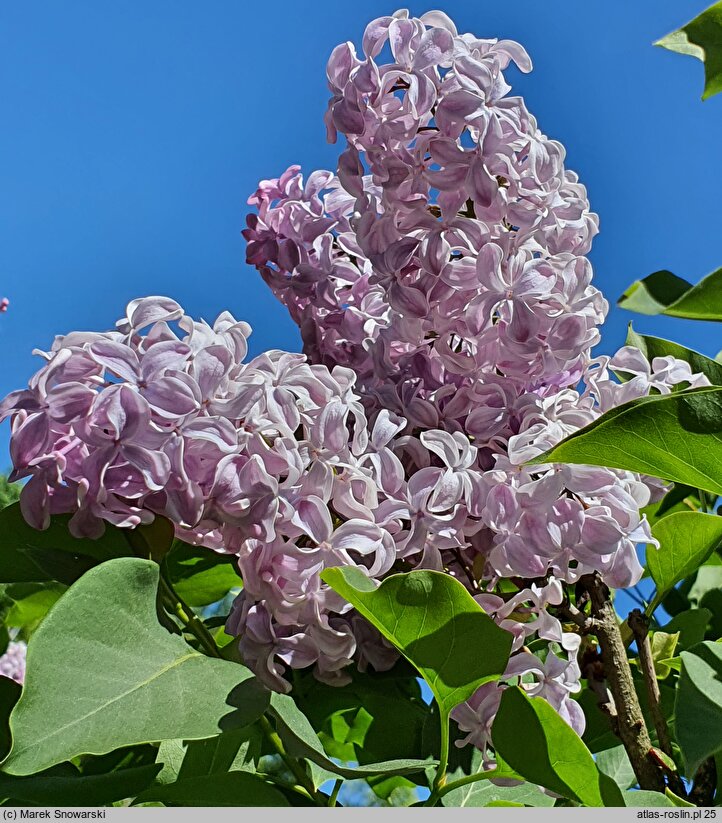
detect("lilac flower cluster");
top-left (244, 9), bottom-right (601, 424)
top-left (1, 297), bottom-right (400, 686)
top-left (242, 8), bottom-right (710, 758)
top-left (0, 641), bottom-right (26, 685)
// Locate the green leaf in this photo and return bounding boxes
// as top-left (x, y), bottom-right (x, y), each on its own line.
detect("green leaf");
top-left (268, 692), bottom-right (433, 781)
top-left (529, 387), bottom-right (722, 497)
top-left (688, 565), bottom-right (722, 606)
top-left (656, 1), bottom-right (722, 100)
top-left (126, 517), bottom-right (176, 564)
top-left (619, 268), bottom-right (722, 320)
top-left (0, 764), bottom-right (162, 806)
top-left (675, 641), bottom-right (722, 776)
top-left (134, 772), bottom-right (290, 807)
top-left (177, 727), bottom-right (262, 779)
top-left (656, 657), bottom-right (681, 674)
top-left (626, 325), bottom-right (722, 385)
top-left (3, 558), bottom-right (269, 775)
top-left (579, 690), bottom-right (619, 754)
top-left (641, 483), bottom-right (700, 527)
top-left (0, 503), bottom-right (132, 585)
top-left (442, 780), bottom-right (553, 808)
top-left (618, 270), bottom-right (694, 316)
top-left (648, 632), bottom-right (680, 679)
top-left (442, 749), bottom-right (553, 807)
top-left (367, 775), bottom-right (420, 806)
top-left (155, 740), bottom-right (187, 785)
top-left (624, 790), bottom-right (675, 807)
top-left (646, 512), bottom-right (722, 612)
top-left (321, 568), bottom-right (513, 718)
top-left (164, 541), bottom-right (242, 607)
top-left (0, 677), bottom-right (21, 762)
top-left (0, 476), bottom-right (20, 510)
top-left (492, 687), bottom-right (623, 807)
top-left (2, 582), bottom-right (66, 631)
top-left (662, 609), bottom-right (712, 650)
top-left (292, 664), bottom-right (432, 765)
top-left (665, 788), bottom-right (695, 807)
top-left (595, 745), bottom-right (636, 790)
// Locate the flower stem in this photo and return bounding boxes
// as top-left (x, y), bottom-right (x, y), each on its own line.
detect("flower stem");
top-left (158, 574), bottom-right (221, 659)
top-left (434, 766), bottom-right (505, 800)
top-left (259, 715), bottom-right (322, 805)
top-left (425, 711), bottom-right (450, 806)
top-left (328, 778), bottom-right (343, 807)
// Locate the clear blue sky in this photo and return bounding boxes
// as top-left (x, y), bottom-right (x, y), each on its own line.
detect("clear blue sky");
top-left (1, 0), bottom-right (720, 464)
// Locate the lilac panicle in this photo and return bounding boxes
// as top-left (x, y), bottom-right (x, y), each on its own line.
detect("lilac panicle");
top-left (241, 7), bottom-right (711, 760)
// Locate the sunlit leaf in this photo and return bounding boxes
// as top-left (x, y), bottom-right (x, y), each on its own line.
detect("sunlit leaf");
top-left (595, 746), bottom-right (636, 790)
top-left (492, 687), bottom-right (623, 807)
top-left (618, 268), bottom-right (722, 320)
top-left (164, 541), bottom-right (242, 607)
top-left (656, 1), bottom-right (722, 100)
top-left (321, 568), bottom-right (513, 719)
top-left (646, 512), bottom-right (722, 611)
top-left (529, 387), bottom-right (722, 497)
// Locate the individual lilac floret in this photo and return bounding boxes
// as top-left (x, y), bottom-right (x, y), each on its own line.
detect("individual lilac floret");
top-left (0, 641), bottom-right (26, 684)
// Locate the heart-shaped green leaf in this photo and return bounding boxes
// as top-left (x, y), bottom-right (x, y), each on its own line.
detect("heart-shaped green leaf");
top-left (3, 558), bottom-right (268, 775)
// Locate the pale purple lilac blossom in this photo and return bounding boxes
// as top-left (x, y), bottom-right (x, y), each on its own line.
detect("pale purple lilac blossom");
top-left (0, 641), bottom-right (26, 685)
top-left (241, 8), bottom-right (710, 763)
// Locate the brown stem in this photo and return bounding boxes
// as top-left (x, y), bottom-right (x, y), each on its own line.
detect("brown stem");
top-left (580, 641), bottom-right (618, 725)
top-left (581, 574), bottom-right (664, 792)
top-left (628, 609), bottom-right (687, 798)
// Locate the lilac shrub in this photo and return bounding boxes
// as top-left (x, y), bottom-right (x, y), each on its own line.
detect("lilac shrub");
top-left (0, 9), bottom-right (711, 772)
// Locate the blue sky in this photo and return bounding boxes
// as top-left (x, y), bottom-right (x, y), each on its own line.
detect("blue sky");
top-left (1, 0), bottom-right (720, 464)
